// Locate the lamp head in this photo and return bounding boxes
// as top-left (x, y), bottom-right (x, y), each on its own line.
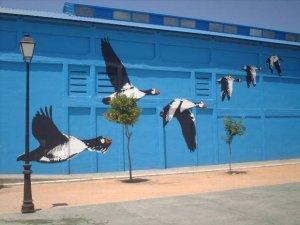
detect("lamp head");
top-left (20, 34), bottom-right (35, 63)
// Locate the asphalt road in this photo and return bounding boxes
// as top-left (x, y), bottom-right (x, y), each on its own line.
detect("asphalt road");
top-left (0, 182), bottom-right (299, 225)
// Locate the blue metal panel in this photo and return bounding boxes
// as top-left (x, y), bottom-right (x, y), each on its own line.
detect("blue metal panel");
top-left (94, 7), bottom-right (113, 20)
top-left (265, 116), bottom-right (300, 160)
top-left (129, 108), bottom-right (161, 170)
top-left (0, 30), bottom-right (17, 51)
top-left (196, 109), bottom-right (216, 165)
top-left (164, 117), bottom-right (197, 168)
top-left (150, 14), bottom-right (164, 25)
top-left (217, 116), bottom-right (264, 164)
top-left (96, 108), bottom-right (124, 172)
top-left (68, 107), bottom-right (97, 173)
top-left (263, 77), bottom-right (300, 109)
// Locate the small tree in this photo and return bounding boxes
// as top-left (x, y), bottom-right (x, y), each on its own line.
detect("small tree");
top-left (105, 95), bottom-right (141, 181)
top-left (224, 117), bottom-right (246, 173)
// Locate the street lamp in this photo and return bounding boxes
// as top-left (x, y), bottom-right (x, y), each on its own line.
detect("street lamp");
top-left (19, 34), bottom-right (35, 213)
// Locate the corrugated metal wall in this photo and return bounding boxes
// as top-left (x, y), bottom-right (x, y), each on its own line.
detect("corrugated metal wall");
top-left (0, 14), bottom-right (300, 174)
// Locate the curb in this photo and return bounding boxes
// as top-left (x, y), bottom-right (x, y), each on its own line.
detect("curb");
top-left (2, 159), bottom-right (300, 186)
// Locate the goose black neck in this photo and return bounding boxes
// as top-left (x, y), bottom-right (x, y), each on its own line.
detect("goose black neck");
top-left (82, 137), bottom-right (100, 149)
top-left (141, 89), bottom-right (154, 95)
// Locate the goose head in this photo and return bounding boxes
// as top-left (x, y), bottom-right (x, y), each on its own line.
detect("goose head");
top-left (85, 136), bottom-right (112, 154)
top-left (143, 88), bottom-right (160, 95)
top-left (102, 97), bottom-right (112, 105)
top-left (195, 101), bottom-right (207, 109)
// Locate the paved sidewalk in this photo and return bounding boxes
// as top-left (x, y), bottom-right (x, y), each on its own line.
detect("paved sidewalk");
top-left (0, 162), bottom-right (299, 214)
top-left (1, 159), bottom-right (299, 185)
top-left (0, 183), bottom-right (299, 225)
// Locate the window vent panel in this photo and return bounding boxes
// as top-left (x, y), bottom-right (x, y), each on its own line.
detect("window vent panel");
top-left (195, 73), bottom-right (211, 97)
top-left (68, 65), bottom-right (90, 96)
top-left (113, 11), bottom-right (131, 21)
top-left (250, 28), bottom-right (262, 37)
top-left (96, 68), bottom-right (115, 95)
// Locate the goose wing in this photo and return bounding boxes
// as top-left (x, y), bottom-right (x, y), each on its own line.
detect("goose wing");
top-left (161, 99), bottom-right (181, 127)
top-left (174, 109), bottom-right (196, 151)
top-left (32, 106), bottom-right (68, 149)
top-left (101, 38), bottom-right (131, 92)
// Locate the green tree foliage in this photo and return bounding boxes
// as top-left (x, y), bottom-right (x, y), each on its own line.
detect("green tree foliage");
top-left (223, 117), bottom-right (246, 173)
top-left (105, 95), bottom-right (141, 181)
top-left (105, 95), bottom-right (141, 125)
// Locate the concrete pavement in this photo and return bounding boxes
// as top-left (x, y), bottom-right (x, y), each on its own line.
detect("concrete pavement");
top-left (1, 158), bottom-right (300, 186)
top-left (0, 183), bottom-right (299, 225)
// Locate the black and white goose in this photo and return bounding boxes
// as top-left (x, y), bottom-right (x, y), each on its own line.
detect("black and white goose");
top-left (160, 99), bottom-right (207, 151)
top-left (17, 106), bottom-right (112, 163)
top-left (216, 75), bottom-right (242, 101)
top-left (101, 38), bottom-right (160, 105)
top-left (266, 55), bottom-right (283, 75)
top-left (242, 65), bottom-right (262, 88)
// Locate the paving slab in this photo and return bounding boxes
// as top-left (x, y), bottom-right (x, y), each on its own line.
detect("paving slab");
top-left (0, 183), bottom-right (299, 225)
top-left (0, 163), bottom-right (299, 214)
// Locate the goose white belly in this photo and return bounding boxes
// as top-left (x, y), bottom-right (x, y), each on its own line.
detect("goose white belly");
top-left (180, 99), bottom-right (195, 112)
top-left (107, 86), bottom-right (145, 100)
top-left (39, 135), bottom-right (87, 162)
top-left (228, 80), bottom-right (233, 96)
top-left (123, 87), bottom-right (145, 99)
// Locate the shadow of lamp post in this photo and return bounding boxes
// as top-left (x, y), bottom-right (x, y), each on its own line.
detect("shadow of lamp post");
top-left (19, 34), bottom-right (36, 213)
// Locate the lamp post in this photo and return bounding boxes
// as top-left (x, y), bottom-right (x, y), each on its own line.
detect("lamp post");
top-left (19, 34), bottom-right (35, 213)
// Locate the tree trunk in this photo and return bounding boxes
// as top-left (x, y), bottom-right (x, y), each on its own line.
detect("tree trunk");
top-left (228, 143), bottom-right (232, 173)
top-left (125, 125), bottom-right (133, 181)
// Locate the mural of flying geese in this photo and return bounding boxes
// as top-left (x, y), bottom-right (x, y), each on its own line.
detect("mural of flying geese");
top-left (160, 99), bottom-right (207, 151)
top-left (100, 38), bottom-right (160, 105)
top-left (216, 75), bottom-right (242, 101)
top-left (242, 65), bottom-right (262, 88)
top-left (17, 106), bottom-right (112, 163)
top-left (266, 55), bottom-right (283, 75)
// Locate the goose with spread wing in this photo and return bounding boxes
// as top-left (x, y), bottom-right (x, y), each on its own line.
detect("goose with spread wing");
top-left (101, 38), bottom-right (160, 105)
top-left (266, 55), bottom-right (282, 76)
top-left (242, 65), bottom-right (262, 88)
top-left (17, 106), bottom-right (112, 163)
top-left (216, 75), bottom-right (242, 101)
top-left (160, 99), bottom-right (207, 151)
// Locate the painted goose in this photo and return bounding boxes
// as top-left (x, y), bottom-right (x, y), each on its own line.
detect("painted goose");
top-left (17, 106), bottom-right (112, 163)
top-left (101, 38), bottom-right (160, 105)
top-left (216, 75), bottom-right (242, 101)
top-left (160, 99), bottom-right (207, 151)
top-left (242, 65), bottom-right (262, 88)
top-left (266, 55), bottom-right (283, 75)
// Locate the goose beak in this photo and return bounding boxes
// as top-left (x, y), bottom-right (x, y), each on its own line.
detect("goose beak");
top-left (105, 138), bottom-right (112, 146)
top-left (102, 97), bottom-right (112, 105)
top-left (160, 111), bottom-right (164, 117)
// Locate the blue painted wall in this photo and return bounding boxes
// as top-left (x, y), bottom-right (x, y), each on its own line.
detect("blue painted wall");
top-left (0, 14), bottom-right (300, 174)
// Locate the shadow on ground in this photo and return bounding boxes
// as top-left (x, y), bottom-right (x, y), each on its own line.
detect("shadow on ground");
top-left (226, 170), bottom-right (247, 175)
top-left (119, 178), bottom-right (150, 183)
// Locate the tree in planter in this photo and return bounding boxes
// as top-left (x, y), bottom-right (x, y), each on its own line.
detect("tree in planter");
top-left (223, 117), bottom-right (246, 174)
top-left (104, 95), bottom-right (141, 181)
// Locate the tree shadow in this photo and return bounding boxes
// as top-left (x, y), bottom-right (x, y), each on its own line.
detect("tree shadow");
top-left (0, 184), bottom-right (10, 190)
top-left (120, 178), bottom-right (150, 184)
top-left (226, 170), bottom-right (247, 175)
